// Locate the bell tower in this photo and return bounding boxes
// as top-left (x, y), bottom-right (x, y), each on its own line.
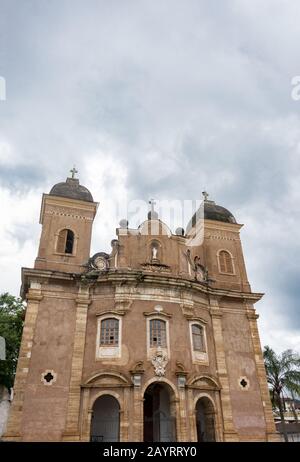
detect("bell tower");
top-left (35, 169), bottom-right (98, 273)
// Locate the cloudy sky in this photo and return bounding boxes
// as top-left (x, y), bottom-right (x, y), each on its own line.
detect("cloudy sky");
top-left (0, 0), bottom-right (300, 353)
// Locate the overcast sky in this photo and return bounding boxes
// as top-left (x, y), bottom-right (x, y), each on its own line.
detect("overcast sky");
top-left (0, 0), bottom-right (300, 353)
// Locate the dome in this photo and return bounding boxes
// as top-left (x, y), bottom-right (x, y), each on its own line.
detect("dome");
top-left (49, 177), bottom-right (93, 202)
top-left (204, 200), bottom-right (236, 224)
top-left (147, 210), bottom-right (159, 220)
top-left (186, 199), bottom-right (236, 232)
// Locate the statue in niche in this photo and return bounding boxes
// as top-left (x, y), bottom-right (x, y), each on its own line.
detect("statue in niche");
top-left (152, 246), bottom-right (158, 259)
top-left (151, 243), bottom-right (159, 262)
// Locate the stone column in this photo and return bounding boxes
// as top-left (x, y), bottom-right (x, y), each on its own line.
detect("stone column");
top-left (210, 297), bottom-right (238, 442)
top-left (62, 284), bottom-right (91, 441)
top-left (246, 308), bottom-right (280, 442)
top-left (3, 283), bottom-right (43, 441)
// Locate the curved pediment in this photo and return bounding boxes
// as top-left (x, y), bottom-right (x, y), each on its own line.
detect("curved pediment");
top-left (83, 371), bottom-right (130, 387)
top-left (187, 374), bottom-right (221, 390)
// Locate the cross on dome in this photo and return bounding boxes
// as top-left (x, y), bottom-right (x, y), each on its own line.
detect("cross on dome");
top-left (149, 198), bottom-right (156, 215)
top-left (70, 166), bottom-right (78, 179)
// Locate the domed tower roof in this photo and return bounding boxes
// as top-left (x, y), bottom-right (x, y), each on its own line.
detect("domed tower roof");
top-left (186, 193), bottom-right (236, 233)
top-left (49, 176), bottom-right (93, 202)
top-left (203, 200), bottom-right (236, 224)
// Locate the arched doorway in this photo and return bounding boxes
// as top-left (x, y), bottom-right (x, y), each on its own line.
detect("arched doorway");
top-left (90, 395), bottom-right (120, 442)
top-left (195, 397), bottom-right (216, 442)
top-left (143, 383), bottom-right (176, 442)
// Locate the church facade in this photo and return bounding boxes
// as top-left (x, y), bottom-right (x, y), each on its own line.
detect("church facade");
top-left (4, 175), bottom-right (279, 442)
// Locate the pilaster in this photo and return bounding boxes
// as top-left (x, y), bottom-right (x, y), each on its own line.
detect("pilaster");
top-left (3, 284), bottom-right (43, 441)
top-left (177, 387), bottom-right (188, 441)
top-left (246, 307), bottom-right (280, 442)
top-left (132, 386), bottom-right (143, 441)
top-left (187, 388), bottom-right (197, 442)
top-left (62, 284), bottom-right (90, 441)
top-left (121, 387), bottom-right (130, 441)
top-left (210, 297), bottom-right (238, 442)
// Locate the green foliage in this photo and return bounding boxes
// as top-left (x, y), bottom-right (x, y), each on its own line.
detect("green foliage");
top-left (0, 293), bottom-right (25, 389)
top-left (263, 346), bottom-right (300, 398)
top-left (263, 345), bottom-right (300, 442)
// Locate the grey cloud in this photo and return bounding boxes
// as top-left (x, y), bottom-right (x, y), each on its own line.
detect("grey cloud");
top-left (0, 165), bottom-right (45, 191)
top-left (0, 0), bottom-right (300, 352)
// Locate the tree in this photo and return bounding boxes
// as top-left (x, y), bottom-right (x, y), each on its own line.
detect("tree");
top-left (263, 346), bottom-right (300, 442)
top-left (0, 293), bottom-right (25, 390)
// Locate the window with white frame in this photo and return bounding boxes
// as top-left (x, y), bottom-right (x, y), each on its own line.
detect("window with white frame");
top-left (150, 319), bottom-right (167, 347)
top-left (191, 324), bottom-right (206, 352)
top-left (100, 318), bottom-right (119, 346)
top-left (189, 321), bottom-right (208, 364)
top-left (96, 316), bottom-right (121, 359)
top-left (146, 316), bottom-right (170, 359)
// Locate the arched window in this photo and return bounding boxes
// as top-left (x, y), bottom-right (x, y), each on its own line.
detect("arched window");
top-left (192, 324), bottom-right (206, 352)
top-left (218, 250), bottom-right (234, 274)
top-left (56, 229), bottom-right (74, 254)
top-left (100, 318), bottom-right (119, 346)
top-left (150, 319), bottom-right (166, 347)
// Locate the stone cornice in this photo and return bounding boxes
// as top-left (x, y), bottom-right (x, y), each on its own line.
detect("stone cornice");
top-left (203, 219), bottom-right (243, 232)
top-left (183, 315), bottom-right (208, 324)
top-left (75, 298), bottom-right (92, 306)
top-left (95, 309), bottom-right (126, 317)
top-left (39, 193), bottom-right (98, 224)
top-left (143, 310), bottom-right (172, 318)
top-left (210, 308), bottom-right (223, 318)
top-left (26, 292), bottom-right (43, 302)
top-left (186, 219), bottom-right (243, 238)
top-left (246, 311), bottom-right (260, 321)
top-left (21, 267), bottom-right (264, 304)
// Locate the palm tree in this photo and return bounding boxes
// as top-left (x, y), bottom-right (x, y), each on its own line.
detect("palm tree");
top-left (263, 346), bottom-right (300, 442)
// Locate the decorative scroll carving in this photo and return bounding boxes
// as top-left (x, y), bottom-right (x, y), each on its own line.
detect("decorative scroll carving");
top-left (180, 302), bottom-right (195, 318)
top-left (141, 262), bottom-right (171, 273)
top-left (175, 361), bottom-right (189, 377)
top-left (151, 347), bottom-right (168, 376)
top-left (114, 300), bottom-right (133, 312)
top-left (130, 361), bottom-right (145, 374)
top-left (85, 252), bottom-right (110, 271)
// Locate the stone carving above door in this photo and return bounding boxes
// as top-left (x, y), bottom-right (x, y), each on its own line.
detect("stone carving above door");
top-left (151, 347), bottom-right (168, 376)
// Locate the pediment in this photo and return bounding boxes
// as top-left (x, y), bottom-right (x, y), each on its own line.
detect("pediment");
top-left (188, 375), bottom-right (220, 390)
top-left (83, 371), bottom-right (129, 387)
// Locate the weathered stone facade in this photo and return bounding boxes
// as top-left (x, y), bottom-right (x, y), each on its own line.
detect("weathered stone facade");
top-left (4, 177), bottom-right (279, 442)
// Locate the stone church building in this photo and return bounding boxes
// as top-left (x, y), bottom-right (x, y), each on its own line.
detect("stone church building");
top-left (4, 174), bottom-right (279, 442)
